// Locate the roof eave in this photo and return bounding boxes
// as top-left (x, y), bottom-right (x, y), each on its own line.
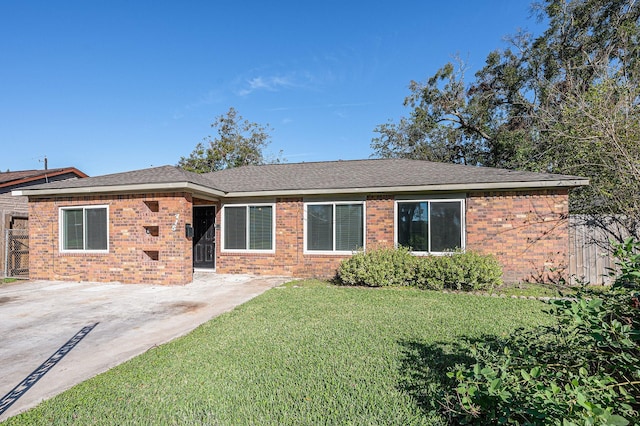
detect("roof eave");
top-left (12, 182), bottom-right (225, 200)
top-left (12, 178), bottom-right (589, 199)
top-left (222, 179), bottom-right (590, 198)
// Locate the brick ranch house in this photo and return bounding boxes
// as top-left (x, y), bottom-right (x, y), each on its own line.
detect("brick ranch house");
top-left (13, 159), bottom-right (588, 285)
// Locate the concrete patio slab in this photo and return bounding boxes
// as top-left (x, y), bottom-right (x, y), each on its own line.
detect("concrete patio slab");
top-left (0, 273), bottom-right (289, 422)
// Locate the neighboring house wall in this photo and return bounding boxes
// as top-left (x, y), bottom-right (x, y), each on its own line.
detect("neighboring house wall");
top-left (466, 189), bottom-right (570, 283)
top-left (28, 192), bottom-right (193, 284)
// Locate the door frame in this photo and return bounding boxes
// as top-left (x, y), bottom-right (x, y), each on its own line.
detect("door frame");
top-left (192, 205), bottom-right (216, 271)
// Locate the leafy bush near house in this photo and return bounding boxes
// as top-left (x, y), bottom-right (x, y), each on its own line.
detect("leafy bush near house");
top-left (612, 237), bottom-right (640, 289)
top-left (413, 250), bottom-right (502, 291)
top-left (443, 239), bottom-right (640, 425)
top-left (337, 247), bottom-right (502, 291)
top-left (337, 246), bottom-right (417, 287)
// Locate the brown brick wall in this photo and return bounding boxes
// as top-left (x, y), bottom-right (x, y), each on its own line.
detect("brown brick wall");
top-left (466, 189), bottom-right (570, 283)
top-left (366, 194), bottom-right (395, 248)
top-left (216, 195), bottom-right (397, 278)
top-left (216, 191), bottom-right (570, 283)
top-left (28, 192), bottom-right (194, 284)
top-left (26, 188), bottom-right (571, 284)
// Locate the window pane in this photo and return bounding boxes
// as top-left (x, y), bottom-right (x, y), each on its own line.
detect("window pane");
top-left (63, 209), bottom-right (84, 250)
top-left (335, 204), bottom-right (363, 251)
top-left (224, 206), bottom-right (246, 249)
top-left (431, 201), bottom-right (462, 252)
top-left (307, 205), bottom-right (333, 250)
top-left (249, 206), bottom-right (272, 250)
top-left (397, 202), bottom-right (429, 251)
top-left (85, 208), bottom-right (108, 250)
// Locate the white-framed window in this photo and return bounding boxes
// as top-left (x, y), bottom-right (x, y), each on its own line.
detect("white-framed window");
top-left (59, 205), bottom-right (109, 253)
top-left (395, 199), bottom-right (465, 253)
top-left (304, 201), bottom-right (365, 253)
top-left (221, 204), bottom-right (275, 252)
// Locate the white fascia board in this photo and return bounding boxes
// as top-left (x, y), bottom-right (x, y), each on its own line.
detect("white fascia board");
top-left (12, 182), bottom-right (225, 199)
top-left (13, 178), bottom-right (589, 199)
top-left (223, 179), bottom-right (590, 198)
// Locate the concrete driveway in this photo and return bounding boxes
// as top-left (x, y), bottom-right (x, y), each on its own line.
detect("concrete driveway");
top-left (0, 273), bottom-right (289, 422)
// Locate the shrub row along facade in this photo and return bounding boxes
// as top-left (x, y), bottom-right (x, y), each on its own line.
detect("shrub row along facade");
top-left (14, 159), bottom-right (588, 285)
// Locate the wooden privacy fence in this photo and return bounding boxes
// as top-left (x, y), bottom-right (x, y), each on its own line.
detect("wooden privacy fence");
top-left (568, 215), bottom-right (630, 286)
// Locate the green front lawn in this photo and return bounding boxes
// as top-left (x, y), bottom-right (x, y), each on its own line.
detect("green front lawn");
top-left (6, 280), bottom-right (551, 425)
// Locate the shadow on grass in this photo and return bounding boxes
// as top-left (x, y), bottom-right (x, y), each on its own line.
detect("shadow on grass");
top-left (397, 340), bottom-right (476, 422)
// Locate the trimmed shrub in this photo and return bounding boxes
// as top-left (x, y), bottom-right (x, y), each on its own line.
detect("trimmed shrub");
top-left (337, 247), bottom-right (502, 291)
top-left (414, 250), bottom-right (502, 291)
top-left (337, 246), bottom-right (416, 287)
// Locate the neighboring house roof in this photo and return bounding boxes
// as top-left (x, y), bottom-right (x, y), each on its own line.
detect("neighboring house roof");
top-left (13, 159), bottom-right (589, 199)
top-left (0, 167), bottom-right (88, 194)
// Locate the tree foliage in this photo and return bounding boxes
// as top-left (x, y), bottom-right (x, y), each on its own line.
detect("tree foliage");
top-left (178, 107), bottom-right (281, 173)
top-left (372, 0), bottom-right (640, 238)
top-left (441, 239), bottom-right (640, 425)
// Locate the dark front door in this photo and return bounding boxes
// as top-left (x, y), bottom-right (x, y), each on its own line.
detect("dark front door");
top-left (193, 206), bottom-right (215, 269)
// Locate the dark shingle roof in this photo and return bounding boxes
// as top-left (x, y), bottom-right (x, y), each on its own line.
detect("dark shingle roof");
top-left (204, 158), bottom-right (586, 193)
top-left (17, 159), bottom-right (588, 197)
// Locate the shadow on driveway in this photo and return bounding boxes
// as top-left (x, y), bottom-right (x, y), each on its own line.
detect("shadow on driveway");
top-left (0, 273), bottom-right (289, 421)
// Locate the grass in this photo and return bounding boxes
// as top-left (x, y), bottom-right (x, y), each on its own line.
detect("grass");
top-left (490, 282), bottom-right (611, 298)
top-left (5, 280), bottom-right (552, 425)
top-left (1, 278), bottom-right (18, 284)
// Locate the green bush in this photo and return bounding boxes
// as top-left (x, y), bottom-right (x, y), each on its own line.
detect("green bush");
top-left (337, 246), bottom-right (416, 287)
top-left (337, 247), bottom-right (502, 291)
top-left (414, 250), bottom-right (502, 291)
top-left (444, 239), bottom-right (640, 425)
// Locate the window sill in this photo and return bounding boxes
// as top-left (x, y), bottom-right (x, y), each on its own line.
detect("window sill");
top-left (220, 250), bottom-right (276, 255)
top-left (58, 250), bottom-right (110, 255)
top-left (303, 250), bottom-right (359, 256)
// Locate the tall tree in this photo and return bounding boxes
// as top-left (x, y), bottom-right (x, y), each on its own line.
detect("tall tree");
top-left (372, 0), bottom-right (640, 238)
top-left (179, 107), bottom-right (281, 173)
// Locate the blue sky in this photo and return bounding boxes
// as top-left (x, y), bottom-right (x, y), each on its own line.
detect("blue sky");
top-left (1, 1), bottom-right (543, 176)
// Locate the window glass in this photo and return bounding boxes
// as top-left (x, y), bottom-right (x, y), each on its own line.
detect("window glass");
top-left (306, 203), bottom-right (364, 252)
top-left (307, 204), bottom-right (333, 251)
top-left (249, 206), bottom-right (273, 250)
top-left (335, 204), bottom-right (363, 251)
top-left (61, 206), bottom-right (108, 251)
top-left (397, 200), bottom-right (463, 253)
top-left (397, 201), bottom-right (429, 251)
top-left (224, 206), bottom-right (247, 250)
top-left (223, 205), bottom-right (274, 251)
top-left (63, 209), bottom-right (84, 250)
top-left (86, 208), bottom-right (108, 250)
top-left (430, 201), bottom-right (461, 252)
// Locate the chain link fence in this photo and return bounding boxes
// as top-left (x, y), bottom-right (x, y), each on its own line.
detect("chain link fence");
top-left (4, 229), bottom-right (28, 278)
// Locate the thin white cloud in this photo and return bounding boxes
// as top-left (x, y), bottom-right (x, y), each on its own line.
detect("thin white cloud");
top-left (175, 89), bottom-right (226, 118)
top-left (266, 102), bottom-right (372, 112)
top-left (237, 75), bottom-right (297, 96)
